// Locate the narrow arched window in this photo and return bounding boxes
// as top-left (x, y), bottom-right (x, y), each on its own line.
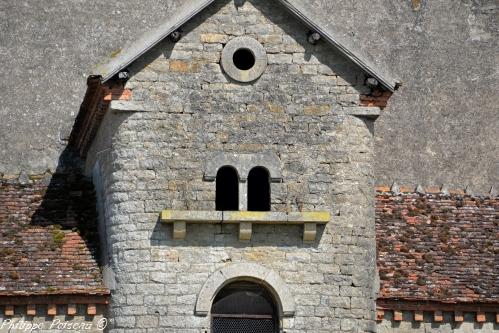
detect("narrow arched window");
top-left (216, 166), bottom-right (239, 211)
top-left (248, 167), bottom-right (270, 211)
top-left (211, 281), bottom-right (278, 333)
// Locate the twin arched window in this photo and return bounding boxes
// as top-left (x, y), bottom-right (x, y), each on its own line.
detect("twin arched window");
top-left (215, 166), bottom-right (270, 211)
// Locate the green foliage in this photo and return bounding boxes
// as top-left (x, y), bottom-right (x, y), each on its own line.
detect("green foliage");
top-left (50, 225), bottom-right (65, 250)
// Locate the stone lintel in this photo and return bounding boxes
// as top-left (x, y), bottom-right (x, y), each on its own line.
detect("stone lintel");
top-left (161, 210), bottom-right (222, 223)
top-left (109, 100), bottom-right (159, 112)
top-left (223, 211), bottom-right (288, 223)
top-left (339, 106), bottom-right (381, 119)
top-left (161, 210), bottom-right (329, 224)
top-left (287, 211), bottom-right (330, 223)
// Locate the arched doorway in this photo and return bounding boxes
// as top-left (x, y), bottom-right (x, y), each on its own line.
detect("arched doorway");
top-left (211, 281), bottom-right (279, 333)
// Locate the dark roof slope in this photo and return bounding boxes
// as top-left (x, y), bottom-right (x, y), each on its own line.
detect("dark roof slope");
top-left (0, 174), bottom-right (108, 296)
top-left (376, 189), bottom-right (498, 304)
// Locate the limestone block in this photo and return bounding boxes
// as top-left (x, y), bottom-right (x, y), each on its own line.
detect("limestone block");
top-left (161, 210), bottom-right (222, 223)
top-left (223, 211), bottom-right (287, 223)
top-left (173, 221), bottom-right (186, 240)
top-left (239, 222), bottom-right (252, 241)
top-left (303, 223), bottom-right (317, 242)
top-left (288, 211), bottom-right (330, 223)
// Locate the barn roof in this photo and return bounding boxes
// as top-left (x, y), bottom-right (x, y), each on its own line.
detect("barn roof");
top-left (375, 187), bottom-right (499, 305)
top-left (0, 174), bottom-right (108, 299)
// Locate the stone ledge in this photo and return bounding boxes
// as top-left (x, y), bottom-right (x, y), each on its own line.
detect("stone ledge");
top-left (109, 100), bottom-right (159, 112)
top-left (339, 106), bottom-right (381, 118)
top-left (160, 210), bottom-right (330, 242)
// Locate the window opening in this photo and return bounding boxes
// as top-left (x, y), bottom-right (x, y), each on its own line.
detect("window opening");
top-left (233, 48), bottom-right (256, 70)
top-left (248, 167), bottom-right (271, 211)
top-left (211, 281), bottom-right (278, 333)
top-left (216, 166), bottom-right (239, 211)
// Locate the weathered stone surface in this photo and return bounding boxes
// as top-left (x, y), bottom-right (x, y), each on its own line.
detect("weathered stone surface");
top-left (220, 36), bottom-right (268, 82)
top-left (87, 1), bottom-right (380, 332)
top-left (1, 0), bottom-right (498, 195)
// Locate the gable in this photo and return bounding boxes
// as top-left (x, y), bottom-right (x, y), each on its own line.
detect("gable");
top-left (71, 0), bottom-right (392, 158)
top-left (94, 0), bottom-right (398, 91)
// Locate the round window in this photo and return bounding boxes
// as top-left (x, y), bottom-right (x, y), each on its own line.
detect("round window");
top-left (221, 37), bottom-right (267, 83)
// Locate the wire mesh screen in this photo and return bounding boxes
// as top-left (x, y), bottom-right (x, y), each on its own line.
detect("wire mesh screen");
top-left (212, 316), bottom-right (275, 333)
top-left (211, 282), bottom-right (278, 333)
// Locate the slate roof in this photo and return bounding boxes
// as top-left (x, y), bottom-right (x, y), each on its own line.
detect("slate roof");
top-left (376, 188), bottom-right (498, 304)
top-left (0, 174), bottom-right (108, 297)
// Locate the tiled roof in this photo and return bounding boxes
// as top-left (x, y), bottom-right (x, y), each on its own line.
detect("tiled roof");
top-left (376, 188), bottom-right (498, 304)
top-left (2, 175), bottom-right (497, 305)
top-left (0, 174), bottom-right (108, 297)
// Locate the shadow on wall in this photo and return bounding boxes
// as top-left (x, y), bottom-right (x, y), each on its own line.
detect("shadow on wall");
top-left (0, 147), bottom-right (99, 236)
top-left (30, 148), bottom-right (100, 253)
top-left (149, 217), bottom-right (326, 248)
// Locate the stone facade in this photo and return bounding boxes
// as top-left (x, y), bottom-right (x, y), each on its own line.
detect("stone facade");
top-left (86, 1), bottom-right (381, 332)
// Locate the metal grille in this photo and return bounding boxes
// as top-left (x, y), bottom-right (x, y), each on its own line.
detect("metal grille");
top-left (212, 316), bottom-right (275, 333)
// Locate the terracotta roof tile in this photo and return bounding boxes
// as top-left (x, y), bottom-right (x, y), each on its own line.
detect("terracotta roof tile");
top-left (0, 174), bottom-right (108, 297)
top-left (376, 192), bottom-right (498, 304)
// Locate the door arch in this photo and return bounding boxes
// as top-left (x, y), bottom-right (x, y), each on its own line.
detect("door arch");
top-left (211, 281), bottom-right (278, 333)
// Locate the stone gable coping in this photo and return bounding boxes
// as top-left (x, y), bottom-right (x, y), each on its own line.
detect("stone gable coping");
top-left (93, 0), bottom-right (399, 91)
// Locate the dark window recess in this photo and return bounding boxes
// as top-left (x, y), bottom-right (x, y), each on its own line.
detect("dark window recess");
top-left (216, 166), bottom-right (239, 211)
top-left (233, 48), bottom-right (256, 70)
top-left (248, 167), bottom-right (271, 211)
top-left (211, 282), bottom-right (278, 333)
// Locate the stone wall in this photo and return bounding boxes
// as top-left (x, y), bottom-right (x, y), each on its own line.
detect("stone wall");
top-left (87, 0), bottom-right (380, 332)
top-left (2, 0), bottom-right (498, 192)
